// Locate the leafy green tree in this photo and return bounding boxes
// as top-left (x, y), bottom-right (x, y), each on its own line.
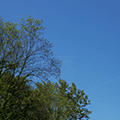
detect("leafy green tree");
top-left (0, 15), bottom-right (62, 86)
top-left (0, 15), bottom-right (62, 119)
top-left (0, 71), bottom-right (34, 119)
top-left (0, 71), bottom-right (53, 120)
top-left (0, 15), bottom-right (92, 120)
top-left (0, 73), bottom-right (92, 120)
top-left (20, 78), bottom-right (92, 120)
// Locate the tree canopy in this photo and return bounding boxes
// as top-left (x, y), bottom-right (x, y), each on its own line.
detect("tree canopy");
top-left (0, 15), bottom-right (62, 120)
top-left (0, 15), bottom-right (92, 120)
top-left (0, 71), bottom-right (33, 119)
top-left (28, 78), bottom-right (92, 119)
top-left (0, 15), bottom-right (62, 85)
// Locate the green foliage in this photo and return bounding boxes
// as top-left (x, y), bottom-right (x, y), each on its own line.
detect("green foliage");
top-left (0, 15), bottom-right (92, 120)
top-left (0, 15), bottom-right (62, 119)
top-left (0, 15), bottom-right (62, 83)
top-left (23, 78), bottom-right (92, 120)
top-left (0, 71), bottom-right (33, 119)
top-left (0, 72), bottom-right (92, 120)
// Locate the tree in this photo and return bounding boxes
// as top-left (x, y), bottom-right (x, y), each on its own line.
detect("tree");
top-left (0, 15), bottom-right (62, 119)
top-left (0, 71), bottom-right (34, 119)
top-left (0, 73), bottom-right (92, 120)
top-left (0, 15), bottom-right (62, 85)
top-left (0, 71), bottom-right (54, 120)
top-left (19, 78), bottom-right (92, 120)
top-left (0, 15), bottom-right (92, 119)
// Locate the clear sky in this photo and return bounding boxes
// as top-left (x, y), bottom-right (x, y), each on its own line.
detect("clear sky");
top-left (0, 0), bottom-right (120, 119)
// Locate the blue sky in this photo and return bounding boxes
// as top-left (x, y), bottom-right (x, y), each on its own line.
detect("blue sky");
top-left (0, 0), bottom-right (120, 119)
